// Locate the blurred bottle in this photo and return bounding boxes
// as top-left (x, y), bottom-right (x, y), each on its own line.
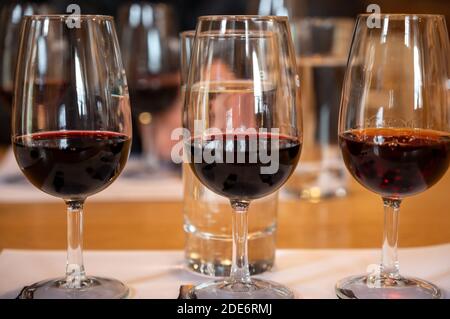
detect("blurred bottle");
top-left (285, 18), bottom-right (354, 201)
top-left (0, 1), bottom-right (52, 145)
top-left (180, 31), bottom-right (277, 276)
top-left (117, 2), bottom-right (181, 174)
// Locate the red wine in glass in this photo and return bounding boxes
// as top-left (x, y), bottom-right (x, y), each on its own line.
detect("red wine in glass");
top-left (130, 74), bottom-right (179, 115)
top-left (188, 133), bottom-right (301, 200)
top-left (128, 74), bottom-right (179, 163)
top-left (340, 128), bottom-right (450, 198)
top-left (13, 131), bottom-right (131, 199)
top-left (12, 14), bottom-right (132, 299)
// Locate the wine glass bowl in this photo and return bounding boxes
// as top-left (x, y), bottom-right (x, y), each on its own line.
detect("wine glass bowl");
top-left (13, 131), bottom-right (131, 199)
top-left (340, 128), bottom-right (449, 198)
top-left (184, 16), bottom-right (301, 299)
top-left (336, 14), bottom-right (450, 299)
top-left (188, 131), bottom-right (301, 200)
top-left (12, 15), bottom-right (132, 299)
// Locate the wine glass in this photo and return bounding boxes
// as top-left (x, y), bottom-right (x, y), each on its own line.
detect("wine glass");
top-left (184, 16), bottom-right (301, 299)
top-left (117, 2), bottom-right (180, 173)
top-left (12, 15), bottom-right (132, 299)
top-left (337, 14), bottom-right (450, 299)
top-left (181, 30), bottom-right (279, 277)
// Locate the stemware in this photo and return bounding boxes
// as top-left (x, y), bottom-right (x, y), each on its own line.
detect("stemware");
top-left (181, 30), bottom-right (278, 277)
top-left (12, 15), bottom-right (132, 299)
top-left (336, 14), bottom-right (450, 299)
top-left (183, 16), bottom-right (301, 299)
top-left (117, 2), bottom-right (180, 172)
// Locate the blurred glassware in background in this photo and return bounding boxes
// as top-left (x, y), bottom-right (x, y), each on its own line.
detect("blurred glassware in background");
top-left (284, 18), bottom-right (354, 201)
top-left (0, 1), bottom-right (53, 146)
top-left (180, 30), bottom-right (278, 277)
top-left (117, 2), bottom-right (181, 175)
top-left (255, 0), bottom-right (305, 17)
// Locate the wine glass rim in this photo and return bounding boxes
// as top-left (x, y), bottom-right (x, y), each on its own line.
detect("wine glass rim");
top-left (23, 14), bottom-right (114, 20)
top-left (357, 13), bottom-right (445, 19)
top-left (198, 15), bottom-right (288, 21)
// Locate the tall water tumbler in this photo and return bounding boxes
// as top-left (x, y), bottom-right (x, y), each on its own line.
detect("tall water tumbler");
top-left (180, 30), bottom-right (278, 277)
top-left (285, 18), bottom-right (354, 200)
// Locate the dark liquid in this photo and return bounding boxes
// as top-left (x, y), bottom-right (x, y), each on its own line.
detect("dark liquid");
top-left (13, 131), bottom-right (131, 199)
top-left (0, 87), bottom-right (13, 144)
top-left (188, 133), bottom-right (301, 200)
top-left (129, 74), bottom-right (179, 115)
top-left (0, 87), bottom-right (13, 109)
top-left (340, 128), bottom-right (450, 198)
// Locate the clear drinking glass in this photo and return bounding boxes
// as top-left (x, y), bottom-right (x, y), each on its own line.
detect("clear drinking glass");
top-left (184, 16), bottom-right (301, 299)
top-left (12, 15), bottom-right (132, 299)
top-left (336, 14), bottom-right (450, 299)
top-left (118, 2), bottom-right (180, 173)
top-left (285, 18), bottom-right (354, 200)
top-left (181, 30), bottom-right (278, 277)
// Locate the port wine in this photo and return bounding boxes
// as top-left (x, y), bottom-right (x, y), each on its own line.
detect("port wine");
top-left (340, 128), bottom-right (450, 198)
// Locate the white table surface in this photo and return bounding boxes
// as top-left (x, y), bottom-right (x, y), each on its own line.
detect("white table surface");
top-left (1, 244), bottom-right (449, 299)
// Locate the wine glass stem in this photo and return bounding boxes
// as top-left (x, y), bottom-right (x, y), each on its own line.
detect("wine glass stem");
top-left (65, 199), bottom-right (87, 288)
top-left (380, 197), bottom-right (401, 278)
top-left (230, 200), bottom-right (251, 284)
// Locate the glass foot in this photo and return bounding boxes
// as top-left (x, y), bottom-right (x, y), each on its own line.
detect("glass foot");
top-left (187, 278), bottom-right (294, 299)
top-left (18, 276), bottom-right (129, 299)
top-left (335, 274), bottom-right (441, 299)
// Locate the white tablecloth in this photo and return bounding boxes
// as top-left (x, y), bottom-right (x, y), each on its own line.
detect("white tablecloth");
top-left (0, 245), bottom-right (449, 299)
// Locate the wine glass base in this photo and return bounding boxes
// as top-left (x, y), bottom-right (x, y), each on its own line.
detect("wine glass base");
top-left (335, 274), bottom-right (441, 299)
top-left (187, 278), bottom-right (294, 299)
top-left (18, 276), bottom-right (129, 299)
